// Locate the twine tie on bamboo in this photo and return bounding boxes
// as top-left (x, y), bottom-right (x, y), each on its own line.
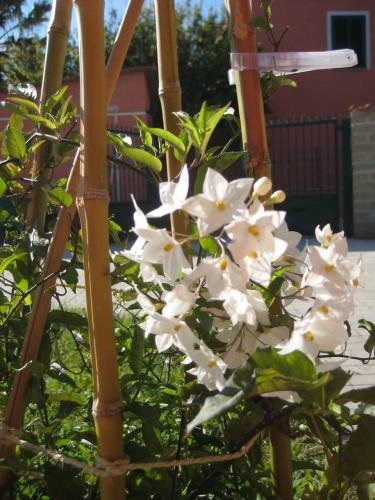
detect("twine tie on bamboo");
top-left (77, 188), bottom-right (110, 205)
top-left (92, 399), bottom-right (124, 418)
top-left (96, 456), bottom-right (130, 476)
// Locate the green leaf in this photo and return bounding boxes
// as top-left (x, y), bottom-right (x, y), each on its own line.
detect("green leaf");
top-left (199, 236), bottom-right (220, 256)
top-left (129, 326), bottom-right (144, 375)
top-left (174, 111), bottom-right (201, 148)
top-left (142, 421), bottom-right (162, 453)
top-left (43, 86), bottom-right (68, 114)
top-left (5, 125), bottom-right (26, 159)
top-left (0, 177), bottom-right (6, 197)
top-left (45, 463), bottom-right (86, 500)
top-left (124, 402), bottom-right (162, 429)
top-left (48, 365), bottom-right (76, 388)
top-left (358, 319), bottom-right (375, 356)
top-left (252, 16), bottom-right (269, 30)
top-left (16, 360), bottom-right (45, 377)
top-left (47, 391), bottom-right (85, 405)
top-left (336, 387), bottom-right (375, 406)
top-left (321, 367), bottom-right (351, 403)
top-left (6, 96), bottom-right (39, 112)
top-left (193, 164), bottom-right (208, 194)
top-left (135, 117), bottom-right (153, 148)
top-left (198, 101), bottom-right (207, 133)
top-left (0, 252), bottom-right (27, 275)
top-left (46, 187), bottom-right (73, 207)
top-left (47, 310), bottom-right (87, 328)
top-left (107, 131), bottom-right (162, 172)
top-left (186, 362), bottom-right (255, 434)
top-left (26, 113), bottom-right (57, 129)
top-left (145, 127), bottom-right (186, 153)
top-left (343, 415), bottom-right (375, 477)
top-left (109, 219), bottom-right (123, 245)
top-left (203, 151), bottom-right (245, 173)
top-left (279, 78), bottom-right (297, 88)
top-left (201, 103), bottom-right (231, 154)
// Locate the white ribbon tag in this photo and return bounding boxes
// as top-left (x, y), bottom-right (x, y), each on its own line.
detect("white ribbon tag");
top-left (228, 49), bottom-right (357, 84)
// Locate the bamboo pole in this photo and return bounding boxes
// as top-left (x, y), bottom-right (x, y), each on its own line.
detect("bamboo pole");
top-left (224, 0), bottom-right (270, 179)
top-left (74, 0), bottom-right (124, 497)
top-left (0, 0), bottom-right (144, 490)
top-left (27, 0), bottom-right (73, 234)
top-left (154, 0), bottom-right (185, 237)
top-left (225, 2), bottom-right (293, 498)
top-left (270, 417), bottom-right (294, 500)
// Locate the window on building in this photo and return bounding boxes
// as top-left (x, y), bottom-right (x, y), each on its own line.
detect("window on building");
top-left (328, 12), bottom-right (370, 69)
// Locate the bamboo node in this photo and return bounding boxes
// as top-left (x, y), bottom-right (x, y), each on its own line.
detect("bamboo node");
top-left (47, 26), bottom-right (70, 38)
top-left (92, 399), bottom-right (123, 417)
top-left (0, 423), bottom-right (21, 439)
top-left (249, 157), bottom-right (270, 172)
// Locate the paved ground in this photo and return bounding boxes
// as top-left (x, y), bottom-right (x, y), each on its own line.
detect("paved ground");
top-left (341, 239), bottom-right (375, 389)
top-left (56, 239), bottom-right (375, 390)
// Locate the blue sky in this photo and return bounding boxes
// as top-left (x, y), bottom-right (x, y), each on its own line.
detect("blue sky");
top-left (24, 0), bottom-right (221, 37)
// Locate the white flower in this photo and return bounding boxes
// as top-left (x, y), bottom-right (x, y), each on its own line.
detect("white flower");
top-left (119, 197), bottom-right (158, 282)
top-left (226, 200), bottom-right (287, 263)
top-left (278, 313), bottom-right (348, 360)
top-left (138, 294), bottom-right (198, 353)
top-left (148, 164), bottom-right (189, 218)
top-left (302, 245), bottom-right (351, 291)
top-left (240, 251), bottom-right (272, 287)
top-left (162, 284), bottom-right (196, 318)
top-left (182, 168), bottom-right (253, 235)
top-left (223, 288), bottom-right (269, 327)
top-left (135, 227), bottom-right (190, 282)
top-left (315, 224), bottom-right (345, 249)
top-left (186, 345), bottom-right (227, 391)
top-left (187, 255), bottom-right (247, 299)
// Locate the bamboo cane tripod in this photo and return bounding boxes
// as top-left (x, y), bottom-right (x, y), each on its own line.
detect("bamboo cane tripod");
top-left (0, 1), bottom-right (292, 498)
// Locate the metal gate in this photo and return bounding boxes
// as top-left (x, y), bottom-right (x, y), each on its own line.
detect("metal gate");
top-left (267, 117), bottom-right (352, 236)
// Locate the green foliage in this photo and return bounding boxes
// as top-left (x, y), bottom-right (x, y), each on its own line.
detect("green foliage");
top-left (0, 1), bottom-right (50, 87)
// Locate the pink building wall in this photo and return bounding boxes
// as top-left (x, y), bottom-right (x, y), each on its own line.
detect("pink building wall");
top-left (253, 0), bottom-right (375, 119)
top-left (0, 67), bottom-right (154, 129)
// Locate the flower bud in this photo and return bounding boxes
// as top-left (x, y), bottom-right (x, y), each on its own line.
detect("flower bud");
top-left (253, 176), bottom-right (272, 196)
top-left (268, 190), bottom-right (286, 204)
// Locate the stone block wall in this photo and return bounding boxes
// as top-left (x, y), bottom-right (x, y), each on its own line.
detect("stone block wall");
top-left (350, 107), bottom-right (375, 238)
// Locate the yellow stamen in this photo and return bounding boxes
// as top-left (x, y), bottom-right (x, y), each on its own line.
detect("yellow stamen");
top-left (319, 305), bottom-right (329, 315)
top-left (325, 263), bottom-right (335, 273)
top-left (215, 200), bottom-right (226, 211)
top-left (304, 331), bottom-right (315, 342)
top-left (207, 360), bottom-right (217, 369)
top-left (163, 242), bottom-right (174, 252)
top-left (219, 258), bottom-right (228, 271)
top-left (326, 235), bottom-right (333, 243)
top-left (248, 225), bottom-right (260, 237)
top-left (352, 278), bottom-right (359, 287)
top-left (174, 324), bottom-right (181, 332)
top-left (247, 250), bottom-right (258, 259)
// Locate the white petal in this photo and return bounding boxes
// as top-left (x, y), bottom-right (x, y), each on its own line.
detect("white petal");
top-left (202, 168), bottom-right (228, 201)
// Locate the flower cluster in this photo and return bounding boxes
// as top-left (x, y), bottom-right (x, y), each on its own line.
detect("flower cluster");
top-left (121, 167), bottom-right (360, 391)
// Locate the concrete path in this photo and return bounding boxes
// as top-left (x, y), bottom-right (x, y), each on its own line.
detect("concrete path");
top-left (55, 239), bottom-right (375, 390)
top-left (342, 239), bottom-right (375, 389)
